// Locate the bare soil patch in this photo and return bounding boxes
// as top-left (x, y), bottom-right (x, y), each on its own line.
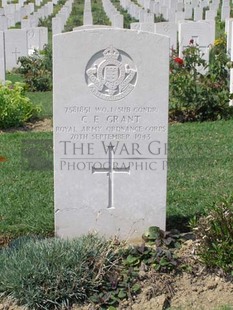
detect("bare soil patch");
top-left (0, 118), bottom-right (53, 133)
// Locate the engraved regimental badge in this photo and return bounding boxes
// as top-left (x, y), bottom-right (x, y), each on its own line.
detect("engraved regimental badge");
top-left (85, 46), bottom-right (137, 101)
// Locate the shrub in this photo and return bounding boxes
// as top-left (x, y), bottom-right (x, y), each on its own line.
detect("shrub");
top-left (38, 17), bottom-right (52, 32)
top-left (0, 235), bottom-right (111, 309)
top-left (17, 45), bottom-right (52, 92)
top-left (0, 81), bottom-right (40, 128)
top-left (193, 196), bottom-right (233, 274)
top-left (169, 37), bottom-right (233, 122)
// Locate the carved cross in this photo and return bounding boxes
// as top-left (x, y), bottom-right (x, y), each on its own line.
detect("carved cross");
top-left (12, 48), bottom-right (21, 63)
top-left (92, 145), bottom-right (130, 209)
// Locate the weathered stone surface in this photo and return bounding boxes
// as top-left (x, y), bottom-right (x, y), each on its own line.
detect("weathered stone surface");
top-left (53, 28), bottom-right (169, 240)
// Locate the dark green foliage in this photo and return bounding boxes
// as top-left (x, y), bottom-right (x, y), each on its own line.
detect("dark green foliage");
top-left (40, 44), bottom-right (53, 73)
top-left (17, 45), bottom-right (52, 92)
top-left (154, 14), bottom-right (166, 22)
top-left (64, 0), bottom-right (84, 31)
top-left (169, 36), bottom-right (233, 122)
top-left (38, 17), bottom-right (52, 32)
top-left (193, 197), bottom-right (233, 274)
top-left (117, 227), bottom-right (181, 275)
top-left (0, 81), bottom-right (40, 128)
top-left (92, 0), bottom-right (111, 25)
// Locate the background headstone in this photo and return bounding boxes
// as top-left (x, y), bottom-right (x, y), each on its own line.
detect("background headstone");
top-left (179, 20), bottom-right (215, 71)
top-left (4, 29), bottom-right (28, 70)
top-left (27, 27), bottom-right (48, 55)
top-left (154, 22), bottom-right (177, 50)
top-left (0, 31), bottom-right (5, 82)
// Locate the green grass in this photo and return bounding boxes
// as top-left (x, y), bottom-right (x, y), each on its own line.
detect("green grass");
top-left (6, 72), bottom-right (24, 83)
top-left (167, 120), bottom-right (233, 230)
top-left (0, 120), bottom-right (233, 238)
top-left (26, 91), bottom-right (53, 118)
top-left (0, 132), bottom-right (54, 238)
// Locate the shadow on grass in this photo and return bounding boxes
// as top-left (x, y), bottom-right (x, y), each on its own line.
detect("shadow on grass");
top-left (166, 213), bottom-right (202, 232)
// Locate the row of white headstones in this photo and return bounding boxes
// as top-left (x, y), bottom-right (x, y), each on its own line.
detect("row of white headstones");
top-left (1, 0), bottom-right (232, 75)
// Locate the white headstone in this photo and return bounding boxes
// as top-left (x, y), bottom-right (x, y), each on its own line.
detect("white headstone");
top-left (4, 29), bottom-right (28, 70)
top-left (113, 14), bottom-right (124, 28)
top-left (161, 6), bottom-right (168, 20)
top-left (47, 2), bottom-right (54, 15)
top-left (205, 10), bottom-right (217, 21)
top-left (130, 22), bottom-right (154, 32)
top-left (21, 18), bottom-right (31, 29)
top-left (27, 27), bottom-right (48, 55)
top-left (230, 23), bottom-right (233, 106)
top-left (29, 15), bottom-right (38, 28)
top-left (73, 25), bottom-right (111, 31)
top-left (191, 0), bottom-right (198, 7)
top-left (194, 7), bottom-right (203, 21)
top-left (154, 22), bottom-right (177, 50)
top-left (39, 26), bottom-right (48, 49)
top-left (0, 31), bottom-right (5, 82)
top-left (179, 21), bottom-right (215, 70)
top-left (0, 16), bottom-right (8, 31)
top-left (54, 29), bottom-right (169, 240)
top-left (52, 17), bottom-right (62, 35)
top-left (2, 0), bottom-right (7, 7)
top-left (29, 3), bottom-right (35, 14)
top-left (20, 7), bottom-right (27, 19)
top-left (176, 2), bottom-right (184, 11)
top-left (14, 10), bottom-right (21, 23)
top-left (175, 11), bottom-right (185, 24)
top-left (6, 13), bottom-right (16, 28)
top-left (83, 10), bottom-right (93, 25)
top-left (35, 0), bottom-right (41, 6)
top-left (184, 5), bottom-right (193, 19)
top-left (226, 19), bottom-right (233, 56)
top-left (221, 6), bottom-right (230, 21)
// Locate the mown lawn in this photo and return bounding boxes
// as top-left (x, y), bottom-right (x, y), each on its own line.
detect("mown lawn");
top-left (0, 132), bottom-right (53, 238)
top-left (167, 120), bottom-right (233, 229)
top-left (0, 120), bottom-right (232, 238)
